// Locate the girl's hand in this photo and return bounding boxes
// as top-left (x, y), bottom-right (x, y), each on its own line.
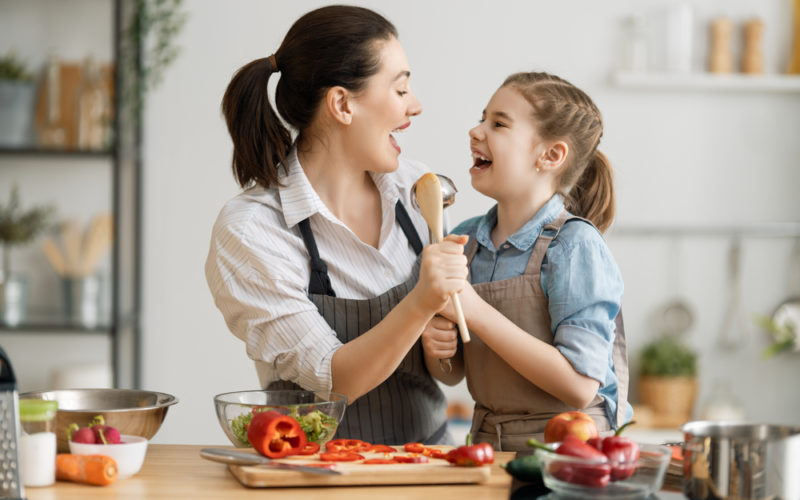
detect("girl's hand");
top-left (412, 234), bottom-right (468, 315)
top-left (421, 315), bottom-right (458, 359)
top-left (439, 282), bottom-right (481, 326)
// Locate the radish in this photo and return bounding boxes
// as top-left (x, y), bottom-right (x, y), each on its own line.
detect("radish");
top-left (67, 423), bottom-right (96, 444)
top-left (89, 415), bottom-right (121, 444)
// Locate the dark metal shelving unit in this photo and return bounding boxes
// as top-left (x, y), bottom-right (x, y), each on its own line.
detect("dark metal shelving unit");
top-left (0, 0), bottom-right (141, 389)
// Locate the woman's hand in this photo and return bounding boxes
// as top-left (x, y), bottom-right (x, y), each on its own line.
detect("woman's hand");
top-left (421, 315), bottom-right (458, 359)
top-left (411, 234), bottom-right (469, 315)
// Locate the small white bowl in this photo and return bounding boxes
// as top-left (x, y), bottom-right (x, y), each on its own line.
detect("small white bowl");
top-left (68, 434), bottom-right (148, 479)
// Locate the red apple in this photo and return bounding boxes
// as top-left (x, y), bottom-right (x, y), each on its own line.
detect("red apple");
top-left (544, 411), bottom-right (599, 443)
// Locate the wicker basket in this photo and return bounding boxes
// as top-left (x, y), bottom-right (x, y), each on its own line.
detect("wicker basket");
top-left (639, 375), bottom-right (698, 428)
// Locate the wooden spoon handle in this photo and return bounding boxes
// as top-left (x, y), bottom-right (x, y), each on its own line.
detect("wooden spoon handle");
top-left (451, 292), bottom-right (470, 343)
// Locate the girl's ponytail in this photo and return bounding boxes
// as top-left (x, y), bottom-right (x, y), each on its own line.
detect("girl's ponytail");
top-left (566, 150), bottom-right (615, 233)
top-left (221, 57), bottom-right (291, 189)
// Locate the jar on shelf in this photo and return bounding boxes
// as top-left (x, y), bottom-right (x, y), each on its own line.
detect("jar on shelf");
top-left (700, 378), bottom-right (745, 422)
top-left (18, 399), bottom-right (58, 487)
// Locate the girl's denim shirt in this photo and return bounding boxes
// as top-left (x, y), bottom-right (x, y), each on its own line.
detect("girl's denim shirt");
top-left (452, 194), bottom-right (633, 427)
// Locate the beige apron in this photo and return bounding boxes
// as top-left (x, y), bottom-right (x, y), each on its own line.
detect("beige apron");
top-left (463, 210), bottom-right (629, 451)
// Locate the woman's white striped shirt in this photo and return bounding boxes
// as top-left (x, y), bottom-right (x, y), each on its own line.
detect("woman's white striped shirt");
top-left (205, 150), bottom-right (432, 391)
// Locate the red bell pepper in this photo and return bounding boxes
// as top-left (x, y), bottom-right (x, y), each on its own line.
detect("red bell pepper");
top-left (529, 435), bottom-right (612, 488)
top-left (445, 435), bottom-right (495, 466)
top-left (246, 410), bottom-right (307, 458)
top-left (589, 421), bottom-right (640, 481)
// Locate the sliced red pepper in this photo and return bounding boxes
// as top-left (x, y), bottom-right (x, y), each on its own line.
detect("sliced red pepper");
top-left (445, 435), bottom-right (495, 466)
top-left (362, 458), bottom-right (399, 464)
top-left (326, 438), bottom-right (371, 453)
top-left (368, 444), bottom-right (397, 453)
top-left (319, 451), bottom-right (365, 462)
top-left (297, 441), bottom-right (321, 455)
top-left (422, 447), bottom-right (449, 459)
top-left (403, 442), bottom-right (425, 453)
top-left (394, 454), bottom-right (429, 464)
top-left (247, 410), bottom-right (306, 458)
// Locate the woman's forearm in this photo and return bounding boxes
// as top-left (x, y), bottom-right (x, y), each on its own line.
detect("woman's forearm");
top-left (330, 288), bottom-right (434, 402)
top-left (468, 298), bottom-right (599, 409)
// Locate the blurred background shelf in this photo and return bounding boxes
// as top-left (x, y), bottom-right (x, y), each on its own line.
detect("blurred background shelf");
top-left (0, 0), bottom-right (141, 389)
top-left (612, 71), bottom-right (800, 92)
top-left (0, 147), bottom-right (113, 158)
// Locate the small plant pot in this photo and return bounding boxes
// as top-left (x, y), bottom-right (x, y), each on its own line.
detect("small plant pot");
top-left (639, 375), bottom-right (698, 427)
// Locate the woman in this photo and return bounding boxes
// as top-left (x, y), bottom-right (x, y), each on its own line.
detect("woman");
top-left (205, 5), bottom-right (468, 445)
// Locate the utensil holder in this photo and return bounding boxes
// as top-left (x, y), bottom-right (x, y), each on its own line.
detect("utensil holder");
top-left (62, 274), bottom-right (102, 328)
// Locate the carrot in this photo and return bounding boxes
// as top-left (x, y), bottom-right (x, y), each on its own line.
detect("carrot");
top-left (56, 454), bottom-right (118, 486)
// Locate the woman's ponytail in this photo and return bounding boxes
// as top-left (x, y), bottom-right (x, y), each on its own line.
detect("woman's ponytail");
top-left (221, 57), bottom-right (291, 189)
top-left (566, 150), bottom-right (616, 233)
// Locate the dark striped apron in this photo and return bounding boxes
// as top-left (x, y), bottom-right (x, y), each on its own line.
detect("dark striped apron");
top-left (268, 201), bottom-right (449, 445)
top-left (463, 210), bottom-right (630, 451)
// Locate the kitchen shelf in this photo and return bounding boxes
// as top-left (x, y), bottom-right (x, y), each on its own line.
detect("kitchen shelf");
top-left (608, 222), bottom-right (800, 238)
top-left (0, 0), bottom-right (141, 389)
top-left (612, 71), bottom-right (800, 93)
top-left (0, 147), bottom-right (113, 158)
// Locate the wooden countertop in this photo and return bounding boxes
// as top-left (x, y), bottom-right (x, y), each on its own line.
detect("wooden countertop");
top-left (26, 445), bottom-right (517, 499)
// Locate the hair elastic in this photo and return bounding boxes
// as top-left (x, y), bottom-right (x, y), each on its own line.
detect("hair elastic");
top-left (267, 53), bottom-right (279, 72)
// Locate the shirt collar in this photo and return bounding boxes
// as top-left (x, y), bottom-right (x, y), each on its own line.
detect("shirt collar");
top-left (279, 148), bottom-right (327, 228)
top-left (475, 194), bottom-right (566, 252)
top-left (278, 148), bottom-right (402, 228)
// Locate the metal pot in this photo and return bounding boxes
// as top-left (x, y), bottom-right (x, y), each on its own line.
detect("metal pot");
top-left (681, 421), bottom-right (800, 500)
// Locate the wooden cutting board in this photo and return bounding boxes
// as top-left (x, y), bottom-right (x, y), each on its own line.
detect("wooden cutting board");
top-left (228, 446), bottom-right (491, 488)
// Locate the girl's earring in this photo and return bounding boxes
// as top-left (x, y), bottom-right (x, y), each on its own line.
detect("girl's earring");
top-left (536, 167), bottom-right (541, 173)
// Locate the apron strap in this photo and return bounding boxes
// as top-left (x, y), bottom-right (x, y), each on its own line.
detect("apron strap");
top-left (298, 217), bottom-right (337, 297)
top-left (612, 311), bottom-right (630, 428)
top-left (299, 200), bottom-right (423, 297)
top-left (395, 200), bottom-right (424, 256)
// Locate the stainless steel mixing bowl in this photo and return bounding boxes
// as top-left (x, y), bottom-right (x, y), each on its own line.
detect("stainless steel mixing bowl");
top-left (21, 388), bottom-right (178, 452)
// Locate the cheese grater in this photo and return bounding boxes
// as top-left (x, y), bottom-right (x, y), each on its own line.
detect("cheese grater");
top-left (0, 346), bottom-right (25, 500)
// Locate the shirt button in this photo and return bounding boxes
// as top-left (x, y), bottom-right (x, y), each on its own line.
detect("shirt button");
top-left (384, 269), bottom-right (392, 278)
top-left (502, 243), bottom-right (511, 249)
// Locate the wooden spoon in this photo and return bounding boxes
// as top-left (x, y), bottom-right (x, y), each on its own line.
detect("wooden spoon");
top-left (412, 173), bottom-right (470, 343)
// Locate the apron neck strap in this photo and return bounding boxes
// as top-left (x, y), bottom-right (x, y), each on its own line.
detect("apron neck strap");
top-left (299, 200), bottom-right (423, 297)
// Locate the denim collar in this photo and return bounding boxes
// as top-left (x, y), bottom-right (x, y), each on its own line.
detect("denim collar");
top-left (475, 194), bottom-right (565, 252)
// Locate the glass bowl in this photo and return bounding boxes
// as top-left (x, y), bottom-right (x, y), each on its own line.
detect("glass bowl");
top-left (213, 390), bottom-right (347, 448)
top-left (68, 434), bottom-right (148, 479)
top-left (535, 442), bottom-right (671, 499)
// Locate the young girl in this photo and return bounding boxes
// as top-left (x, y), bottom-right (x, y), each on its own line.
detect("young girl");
top-left (422, 72), bottom-right (631, 451)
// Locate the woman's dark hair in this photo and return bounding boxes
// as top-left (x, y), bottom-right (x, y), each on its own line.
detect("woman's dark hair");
top-left (503, 72), bottom-right (615, 233)
top-left (221, 5), bottom-right (398, 189)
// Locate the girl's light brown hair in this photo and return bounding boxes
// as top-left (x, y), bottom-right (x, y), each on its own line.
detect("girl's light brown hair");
top-left (503, 72), bottom-right (615, 233)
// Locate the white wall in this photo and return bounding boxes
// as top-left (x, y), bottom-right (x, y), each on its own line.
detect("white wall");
top-left (3, 0), bottom-right (797, 445)
top-left (141, 0), bottom-right (800, 444)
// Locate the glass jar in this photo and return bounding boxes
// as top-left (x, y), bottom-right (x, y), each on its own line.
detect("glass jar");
top-left (18, 399), bottom-right (58, 487)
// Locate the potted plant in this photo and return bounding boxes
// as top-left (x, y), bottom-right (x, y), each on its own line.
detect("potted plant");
top-left (637, 335), bottom-right (698, 428)
top-left (0, 185), bottom-right (54, 325)
top-left (0, 50), bottom-right (37, 146)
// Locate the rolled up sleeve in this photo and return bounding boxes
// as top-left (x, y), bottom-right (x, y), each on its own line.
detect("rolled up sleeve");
top-left (206, 215), bottom-right (342, 392)
top-left (542, 226), bottom-right (623, 386)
